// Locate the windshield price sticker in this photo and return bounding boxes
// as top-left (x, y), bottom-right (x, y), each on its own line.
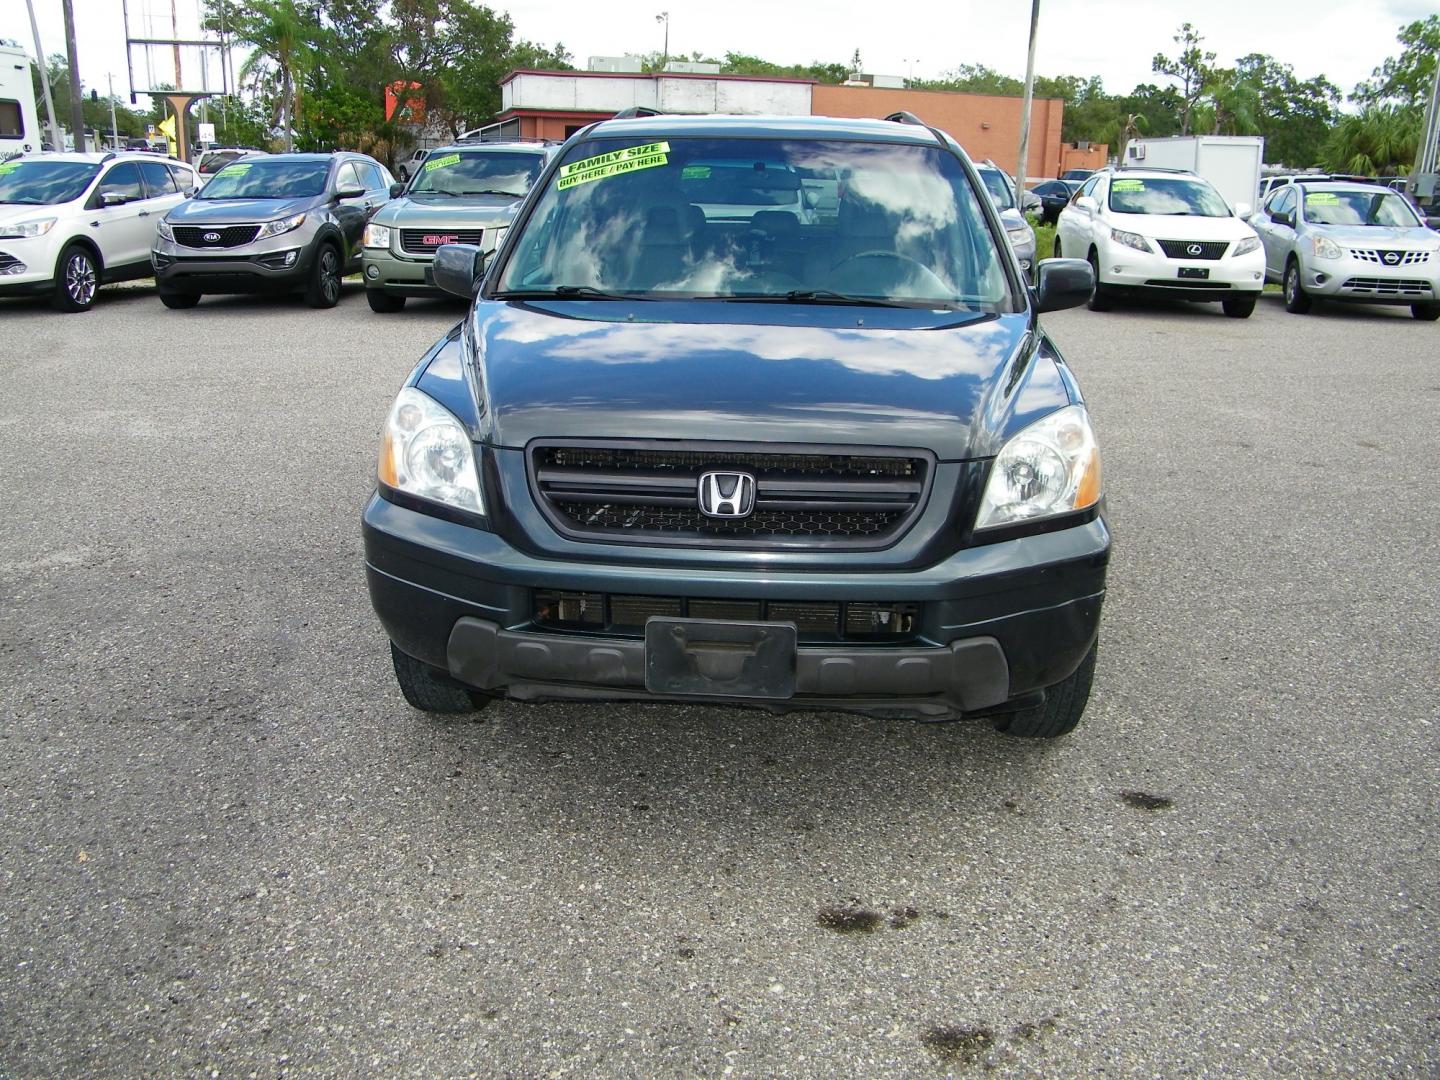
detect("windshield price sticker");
top-left (0, 162), bottom-right (20, 175)
top-left (1112, 179), bottom-right (1145, 191)
top-left (423, 153), bottom-right (462, 173)
top-left (682, 165), bottom-right (711, 179)
top-left (220, 163), bottom-right (252, 176)
top-left (557, 142), bottom-right (671, 190)
top-left (1306, 192), bottom-right (1340, 205)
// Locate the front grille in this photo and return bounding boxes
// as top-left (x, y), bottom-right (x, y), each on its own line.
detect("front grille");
top-left (534, 589), bottom-right (918, 641)
top-left (1156, 239), bottom-right (1230, 260)
top-left (400, 228), bottom-right (483, 255)
top-left (1340, 277), bottom-right (1434, 297)
top-left (1349, 249), bottom-right (1431, 265)
top-left (173, 225), bottom-right (261, 248)
top-left (530, 441), bottom-right (931, 549)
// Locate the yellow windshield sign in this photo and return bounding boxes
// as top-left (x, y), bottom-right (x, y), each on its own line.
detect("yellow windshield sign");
top-left (557, 142), bottom-right (670, 191)
top-left (423, 153), bottom-right (462, 173)
top-left (219, 162), bottom-right (252, 176)
top-left (1111, 179), bottom-right (1144, 191)
top-left (1305, 192), bottom-right (1340, 205)
top-left (0, 162), bottom-right (20, 175)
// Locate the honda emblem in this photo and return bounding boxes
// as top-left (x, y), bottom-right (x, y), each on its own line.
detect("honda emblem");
top-left (697, 471), bottom-right (757, 519)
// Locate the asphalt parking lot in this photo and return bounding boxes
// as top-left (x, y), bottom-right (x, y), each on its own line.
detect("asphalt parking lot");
top-left (1, 283), bottom-right (1436, 1078)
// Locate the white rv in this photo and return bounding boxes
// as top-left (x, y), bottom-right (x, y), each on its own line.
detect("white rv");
top-left (1, 41), bottom-right (42, 160)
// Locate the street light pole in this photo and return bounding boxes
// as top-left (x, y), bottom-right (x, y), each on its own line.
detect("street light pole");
top-left (23, 0), bottom-right (65, 151)
top-left (1014, 0), bottom-right (1041, 212)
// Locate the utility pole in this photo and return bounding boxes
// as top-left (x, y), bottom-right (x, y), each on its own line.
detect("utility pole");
top-left (656, 12), bottom-right (670, 70)
top-left (24, 0), bottom-right (64, 151)
top-left (60, 0), bottom-right (87, 151)
top-left (171, 0), bottom-right (183, 90)
top-left (107, 73), bottom-right (120, 151)
top-left (1415, 49), bottom-right (1440, 179)
top-left (1014, 0), bottom-right (1041, 214)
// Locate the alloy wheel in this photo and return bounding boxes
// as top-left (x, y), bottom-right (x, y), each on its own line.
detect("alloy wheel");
top-left (321, 249), bottom-right (341, 304)
top-left (66, 253), bottom-right (97, 307)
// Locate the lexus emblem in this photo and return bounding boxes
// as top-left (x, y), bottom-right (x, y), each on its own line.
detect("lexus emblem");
top-left (1186, 243), bottom-right (1204, 256)
top-left (203, 231), bottom-right (221, 243)
top-left (698, 471), bottom-right (757, 519)
top-left (1382, 251), bottom-right (1400, 265)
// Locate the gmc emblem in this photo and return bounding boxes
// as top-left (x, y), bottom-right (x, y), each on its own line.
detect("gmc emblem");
top-left (423, 233), bottom-right (458, 246)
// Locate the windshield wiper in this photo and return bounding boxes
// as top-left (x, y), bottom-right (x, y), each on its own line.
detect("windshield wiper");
top-left (460, 189), bottom-right (524, 197)
top-left (413, 189), bottom-right (459, 197)
top-left (494, 285), bottom-right (654, 301)
top-left (716, 289), bottom-right (920, 309)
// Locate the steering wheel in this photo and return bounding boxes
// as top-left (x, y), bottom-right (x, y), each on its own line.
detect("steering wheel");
top-left (829, 251), bottom-right (950, 293)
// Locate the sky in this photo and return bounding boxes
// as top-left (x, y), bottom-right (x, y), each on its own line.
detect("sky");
top-left (1, 0), bottom-right (1432, 106)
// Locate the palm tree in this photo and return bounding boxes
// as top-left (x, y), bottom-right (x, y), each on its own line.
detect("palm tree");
top-left (1116, 113), bottom-right (1145, 167)
top-left (1199, 68), bottom-right (1261, 135)
top-left (1322, 106), bottom-right (1422, 176)
top-left (221, 0), bottom-right (315, 151)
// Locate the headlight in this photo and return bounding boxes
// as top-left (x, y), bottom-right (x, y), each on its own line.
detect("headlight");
top-left (256, 212), bottom-right (306, 240)
top-left (1312, 235), bottom-right (1343, 260)
top-left (0, 217), bottom-right (57, 239)
top-left (378, 387), bottom-right (484, 515)
top-left (1006, 225), bottom-right (1031, 244)
top-left (1110, 228), bottom-right (1152, 253)
top-left (364, 223), bottom-right (392, 249)
top-left (156, 219), bottom-right (174, 242)
top-left (975, 405), bottom-right (1101, 531)
top-left (1231, 235), bottom-right (1260, 256)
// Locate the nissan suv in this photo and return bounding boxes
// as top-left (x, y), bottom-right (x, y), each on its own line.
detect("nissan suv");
top-left (362, 141), bottom-right (556, 312)
top-left (362, 114), bottom-right (1109, 737)
top-left (151, 152), bottom-right (393, 308)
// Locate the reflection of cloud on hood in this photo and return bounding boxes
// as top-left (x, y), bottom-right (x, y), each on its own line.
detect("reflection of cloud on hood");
top-left (487, 314), bottom-right (1017, 382)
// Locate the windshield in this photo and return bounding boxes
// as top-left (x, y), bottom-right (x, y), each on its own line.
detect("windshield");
top-left (409, 150), bottom-right (543, 197)
top-left (199, 151), bottom-right (251, 175)
top-left (1108, 176), bottom-right (1231, 217)
top-left (0, 160), bottom-right (100, 205)
top-left (199, 160), bottom-right (329, 200)
top-left (1301, 189), bottom-right (1420, 228)
top-left (976, 168), bottom-right (1014, 211)
top-left (495, 136), bottom-right (1013, 310)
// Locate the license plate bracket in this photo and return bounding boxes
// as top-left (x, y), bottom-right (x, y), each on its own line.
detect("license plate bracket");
top-left (1178, 266), bottom-right (1210, 279)
top-left (644, 618), bottom-right (797, 699)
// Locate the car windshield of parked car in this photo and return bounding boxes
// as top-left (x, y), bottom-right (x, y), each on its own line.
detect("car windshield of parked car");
top-left (409, 151), bottom-right (544, 197)
top-left (0, 160), bottom-right (100, 204)
top-left (1108, 176), bottom-right (1231, 217)
top-left (976, 168), bottom-right (1015, 211)
top-left (198, 160), bottom-right (330, 199)
top-left (198, 151), bottom-right (250, 175)
top-left (496, 136), bottom-right (1013, 310)
top-left (1301, 189), bottom-right (1421, 228)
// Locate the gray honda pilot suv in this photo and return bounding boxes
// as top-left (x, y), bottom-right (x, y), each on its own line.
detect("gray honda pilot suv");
top-left (363, 113), bottom-right (1107, 737)
top-left (153, 152), bottom-right (392, 308)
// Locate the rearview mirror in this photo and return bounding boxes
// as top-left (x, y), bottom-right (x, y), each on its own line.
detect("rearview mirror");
top-left (1032, 258), bottom-right (1094, 314)
top-left (389, 182), bottom-right (406, 198)
top-left (432, 243), bottom-right (490, 299)
top-left (334, 185), bottom-right (366, 201)
top-left (1233, 201), bottom-right (1251, 218)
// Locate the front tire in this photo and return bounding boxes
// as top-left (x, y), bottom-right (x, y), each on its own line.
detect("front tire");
top-left (1086, 250), bottom-right (1113, 312)
top-left (305, 242), bottom-right (343, 309)
top-left (366, 288), bottom-right (406, 313)
top-left (51, 243), bottom-right (99, 313)
top-left (1412, 303), bottom-right (1440, 322)
top-left (992, 643), bottom-right (1097, 739)
top-left (390, 643), bottom-right (490, 714)
top-left (1221, 295), bottom-right (1256, 319)
top-left (1283, 259), bottom-right (1312, 314)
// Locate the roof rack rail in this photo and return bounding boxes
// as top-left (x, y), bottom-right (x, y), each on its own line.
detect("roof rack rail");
top-left (1116, 165), bottom-right (1195, 174)
top-left (613, 106), bottom-right (662, 119)
top-left (100, 151), bottom-right (116, 163)
top-left (884, 110), bottom-right (927, 126)
top-left (453, 133), bottom-right (558, 145)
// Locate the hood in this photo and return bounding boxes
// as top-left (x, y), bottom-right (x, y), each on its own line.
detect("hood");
top-left (373, 194), bottom-right (521, 229)
top-left (166, 196), bottom-right (314, 223)
top-left (1113, 213), bottom-right (1254, 241)
top-left (1305, 223), bottom-right (1437, 248)
top-left (0, 203), bottom-right (69, 226)
top-left (445, 302), bottom-right (1071, 461)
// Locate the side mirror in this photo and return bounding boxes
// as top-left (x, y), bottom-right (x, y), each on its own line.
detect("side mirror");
top-left (1233, 201), bottom-right (1251, 219)
top-left (389, 182), bottom-right (406, 198)
top-left (1032, 258), bottom-right (1094, 314)
top-left (432, 243), bottom-right (489, 299)
top-left (334, 185), bottom-right (366, 201)
top-left (100, 191), bottom-right (129, 207)
top-left (1076, 195), bottom-right (1098, 212)
top-left (1274, 210), bottom-right (1293, 228)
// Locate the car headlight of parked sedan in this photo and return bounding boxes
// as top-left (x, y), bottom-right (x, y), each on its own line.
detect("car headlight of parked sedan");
top-left (1110, 228), bottom-right (1152, 253)
top-left (1231, 236), bottom-right (1261, 257)
top-left (0, 217), bottom-right (57, 239)
top-left (378, 387), bottom-right (484, 515)
top-left (257, 212), bottom-right (306, 240)
top-left (364, 223), bottom-right (392, 249)
top-left (156, 219), bottom-right (175, 242)
top-left (1312, 235), bottom-right (1343, 261)
top-left (975, 405), bottom-right (1101, 530)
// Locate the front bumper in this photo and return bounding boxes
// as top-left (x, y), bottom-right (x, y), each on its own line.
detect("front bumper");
top-left (1296, 252), bottom-right (1439, 304)
top-left (363, 246), bottom-right (440, 295)
top-left (0, 236), bottom-right (62, 295)
top-left (151, 233), bottom-right (315, 292)
top-left (363, 494), bottom-right (1110, 720)
top-left (1102, 243), bottom-right (1265, 299)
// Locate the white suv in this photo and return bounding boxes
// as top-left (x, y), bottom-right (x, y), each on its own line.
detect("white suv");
top-left (0, 152), bottom-right (197, 312)
top-left (1054, 167), bottom-right (1265, 317)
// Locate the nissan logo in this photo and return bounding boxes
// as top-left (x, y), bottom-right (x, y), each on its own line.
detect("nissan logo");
top-left (697, 471), bottom-right (757, 519)
top-left (203, 231), bottom-right (221, 243)
top-left (1382, 251), bottom-right (1401, 265)
top-left (1186, 243), bottom-right (1205, 256)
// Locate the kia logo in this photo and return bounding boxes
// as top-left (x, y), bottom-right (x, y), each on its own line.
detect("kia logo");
top-left (203, 231), bottom-right (221, 243)
top-left (423, 233), bottom-right (458, 246)
top-left (698, 471), bottom-right (757, 519)
top-left (1382, 251), bottom-right (1400, 265)
top-left (1186, 243), bottom-right (1204, 256)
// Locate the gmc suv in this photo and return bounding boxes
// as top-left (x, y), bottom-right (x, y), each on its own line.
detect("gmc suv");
top-left (363, 114), bottom-right (1109, 737)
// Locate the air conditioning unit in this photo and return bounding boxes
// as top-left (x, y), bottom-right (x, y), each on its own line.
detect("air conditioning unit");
top-left (1128, 144), bottom-right (1145, 160)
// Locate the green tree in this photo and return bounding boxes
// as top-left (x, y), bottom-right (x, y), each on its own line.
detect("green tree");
top-left (1352, 15), bottom-right (1440, 107)
top-left (212, 0), bottom-right (320, 151)
top-left (1235, 54), bottom-right (1340, 168)
top-left (1196, 66), bottom-right (1261, 135)
top-left (1152, 22), bottom-right (1215, 135)
top-left (1321, 106), bottom-right (1421, 175)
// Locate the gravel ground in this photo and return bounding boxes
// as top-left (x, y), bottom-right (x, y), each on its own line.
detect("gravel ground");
top-left (0, 283), bottom-right (1436, 1078)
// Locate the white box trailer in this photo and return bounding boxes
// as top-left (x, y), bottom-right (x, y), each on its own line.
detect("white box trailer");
top-left (1124, 135), bottom-right (1265, 212)
top-left (1, 42), bottom-right (42, 159)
